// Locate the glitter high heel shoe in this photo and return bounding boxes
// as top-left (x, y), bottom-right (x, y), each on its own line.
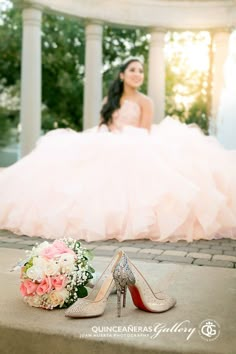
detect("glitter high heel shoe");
top-left (65, 250), bottom-right (123, 318)
top-left (113, 252), bottom-right (176, 314)
top-left (113, 251), bottom-right (136, 317)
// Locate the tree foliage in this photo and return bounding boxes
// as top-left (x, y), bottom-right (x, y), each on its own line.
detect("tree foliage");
top-left (165, 31), bottom-right (210, 133)
top-left (41, 15), bottom-right (85, 131)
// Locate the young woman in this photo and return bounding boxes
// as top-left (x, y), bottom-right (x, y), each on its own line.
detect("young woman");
top-left (0, 57), bottom-right (235, 242)
top-left (99, 57), bottom-right (153, 132)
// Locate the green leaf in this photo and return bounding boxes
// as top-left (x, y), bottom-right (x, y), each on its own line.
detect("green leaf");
top-left (88, 265), bottom-right (95, 274)
top-left (86, 272), bottom-right (94, 280)
top-left (76, 285), bottom-right (88, 298)
top-left (83, 249), bottom-right (93, 260)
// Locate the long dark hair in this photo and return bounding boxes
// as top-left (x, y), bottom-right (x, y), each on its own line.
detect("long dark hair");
top-left (100, 57), bottom-right (143, 126)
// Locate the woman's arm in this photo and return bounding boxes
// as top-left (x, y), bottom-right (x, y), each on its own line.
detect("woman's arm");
top-left (139, 96), bottom-right (154, 131)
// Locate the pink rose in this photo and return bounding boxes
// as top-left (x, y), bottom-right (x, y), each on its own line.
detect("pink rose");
top-left (36, 277), bottom-right (52, 296)
top-left (40, 246), bottom-right (60, 259)
top-left (51, 275), bottom-right (67, 291)
top-left (41, 241), bottom-right (75, 259)
top-left (20, 280), bottom-right (38, 296)
top-left (53, 240), bottom-right (75, 256)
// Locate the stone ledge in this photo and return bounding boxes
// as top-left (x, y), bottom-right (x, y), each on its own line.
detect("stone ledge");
top-left (212, 255), bottom-right (236, 262)
top-left (224, 251), bottom-right (236, 256)
top-left (210, 245), bottom-right (234, 251)
top-left (0, 237), bottom-right (23, 243)
top-left (117, 247), bottom-right (141, 253)
top-left (162, 250), bottom-right (187, 257)
top-left (95, 245), bottom-right (120, 251)
top-left (199, 249), bottom-right (223, 255)
top-left (193, 259), bottom-right (234, 268)
top-left (132, 252), bottom-right (157, 260)
top-left (190, 244), bottom-right (210, 249)
top-left (0, 243), bottom-right (29, 249)
top-left (187, 252), bottom-right (212, 260)
top-left (175, 247), bottom-right (200, 253)
top-left (0, 249), bottom-right (236, 354)
top-left (139, 249), bottom-right (164, 255)
top-left (152, 244), bottom-right (177, 250)
top-left (154, 255), bottom-right (194, 264)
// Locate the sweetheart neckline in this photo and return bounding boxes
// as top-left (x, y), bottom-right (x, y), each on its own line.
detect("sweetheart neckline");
top-left (120, 99), bottom-right (141, 112)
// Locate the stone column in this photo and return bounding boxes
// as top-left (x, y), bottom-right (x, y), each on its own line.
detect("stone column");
top-left (210, 31), bottom-right (230, 134)
top-left (83, 22), bottom-right (103, 130)
top-left (20, 7), bottom-right (42, 157)
top-left (148, 29), bottom-right (166, 123)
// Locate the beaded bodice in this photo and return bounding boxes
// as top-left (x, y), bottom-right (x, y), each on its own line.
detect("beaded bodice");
top-left (110, 100), bottom-right (141, 131)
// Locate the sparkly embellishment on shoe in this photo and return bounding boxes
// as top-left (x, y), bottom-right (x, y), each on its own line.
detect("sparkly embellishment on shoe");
top-left (113, 252), bottom-right (135, 317)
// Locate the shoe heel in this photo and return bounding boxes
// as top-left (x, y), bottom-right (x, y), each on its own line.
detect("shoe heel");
top-left (123, 284), bottom-right (127, 308)
top-left (113, 281), bottom-right (127, 317)
top-left (113, 252), bottom-right (135, 317)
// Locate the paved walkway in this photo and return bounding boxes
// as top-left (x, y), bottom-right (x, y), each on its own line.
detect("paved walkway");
top-left (0, 230), bottom-right (236, 268)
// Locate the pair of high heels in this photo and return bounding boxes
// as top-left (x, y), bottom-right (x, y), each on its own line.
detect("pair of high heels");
top-left (65, 251), bottom-right (176, 318)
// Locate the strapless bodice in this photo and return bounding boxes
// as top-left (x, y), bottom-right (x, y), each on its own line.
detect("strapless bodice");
top-left (110, 100), bottom-right (141, 131)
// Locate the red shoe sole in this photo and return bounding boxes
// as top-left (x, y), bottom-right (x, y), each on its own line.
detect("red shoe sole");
top-left (128, 285), bottom-right (151, 312)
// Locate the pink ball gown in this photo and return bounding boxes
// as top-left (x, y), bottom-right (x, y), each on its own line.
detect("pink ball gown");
top-left (0, 100), bottom-right (236, 242)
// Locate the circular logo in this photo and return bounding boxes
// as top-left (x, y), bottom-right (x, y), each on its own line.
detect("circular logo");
top-left (198, 319), bottom-right (220, 341)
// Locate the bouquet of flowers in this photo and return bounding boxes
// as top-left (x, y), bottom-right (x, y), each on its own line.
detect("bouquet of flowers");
top-left (17, 238), bottom-right (95, 310)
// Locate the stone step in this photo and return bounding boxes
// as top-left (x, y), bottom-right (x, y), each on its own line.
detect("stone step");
top-left (0, 249), bottom-right (235, 354)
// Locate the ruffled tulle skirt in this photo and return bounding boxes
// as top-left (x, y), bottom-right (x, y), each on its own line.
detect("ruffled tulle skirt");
top-left (0, 118), bottom-right (236, 242)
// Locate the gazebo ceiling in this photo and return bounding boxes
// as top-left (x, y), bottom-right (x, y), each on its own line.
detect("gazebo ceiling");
top-left (20, 0), bottom-right (236, 30)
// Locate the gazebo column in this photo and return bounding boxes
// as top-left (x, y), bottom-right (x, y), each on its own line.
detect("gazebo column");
top-left (83, 22), bottom-right (103, 130)
top-left (148, 29), bottom-right (166, 123)
top-left (210, 31), bottom-right (230, 135)
top-left (20, 7), bottom-right (42, 157)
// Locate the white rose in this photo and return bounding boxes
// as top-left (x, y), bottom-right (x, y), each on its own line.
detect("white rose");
top-left (58, 253), bottom-right (75, 273)
top-left (43, 259), bottom-right (60, 276)
top-left (31, 242), bottom-right (50, 257)
top-left (47, 289), bottom-right (69, 308)
top-left (33, 256), bottom-right (45, 267)
top-left (25, 294), bottom-right (42, 308)
top-left (26, 265), bottom-right (44, 281)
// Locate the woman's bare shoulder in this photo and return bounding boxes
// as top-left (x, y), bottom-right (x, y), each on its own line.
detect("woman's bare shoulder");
top-left (137, 93), bottom-right (154, 108)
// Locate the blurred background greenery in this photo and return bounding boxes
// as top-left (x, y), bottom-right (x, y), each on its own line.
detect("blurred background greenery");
top-left (0, 1), bottom-right (211, 157)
